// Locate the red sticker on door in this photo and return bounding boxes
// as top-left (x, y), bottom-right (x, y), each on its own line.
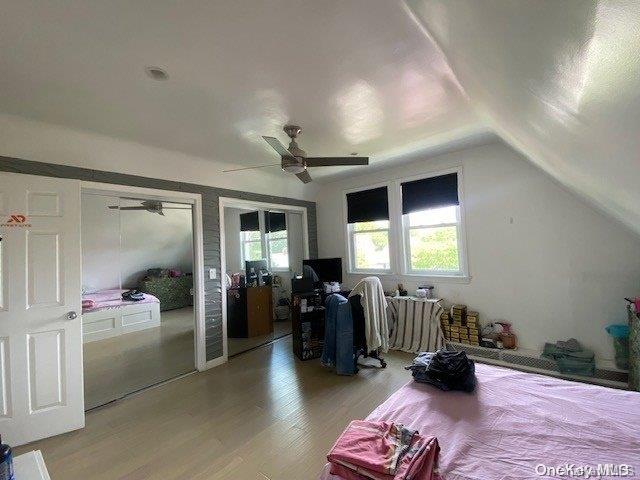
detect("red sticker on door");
top-left (2, 214), bottom-right (31, 227)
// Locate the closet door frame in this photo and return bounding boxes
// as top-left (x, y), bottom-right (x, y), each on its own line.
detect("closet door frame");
top-left (81, 181), bottom-right (207, 371)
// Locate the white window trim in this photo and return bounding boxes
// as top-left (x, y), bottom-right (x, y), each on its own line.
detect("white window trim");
top-left (396, 166), bottom-right (469, 279)
top-left (346, 223), bottom-right (392, 275)
top-left (265, 229), bottom-right (289, 272)
top-left (401, 207), bottom-right (465, 277)
top-left (343, 181), bottom-right (395, 275)
top-left (239, 209), bottom-right (290, 272)
top-left (343, 166), bottom-right (470, 283)
top-left (240, 232), bottom-right (263, 265)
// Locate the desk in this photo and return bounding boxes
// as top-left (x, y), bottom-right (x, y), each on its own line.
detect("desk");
top-left (387, 296), bottom-right (445, 354)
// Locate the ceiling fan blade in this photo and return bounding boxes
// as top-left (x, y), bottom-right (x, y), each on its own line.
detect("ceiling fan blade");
top-left (223, 163), bottom-right (280, 173)
top-left (296, 170), bottom-right (312, 184)
top-left (107, 205), bottom-right (119, 209)
top-left (160, 207), bottom-right (192, 210)
top-left (305, 156), bottom-right (369, 167)
top-left (262, 136), bottom-right (292, 158)
top-left (117, 206), bottom-right (150, 210)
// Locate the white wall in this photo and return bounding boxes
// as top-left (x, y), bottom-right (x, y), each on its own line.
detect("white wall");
top-left (81, 194), bottom-right (193, 291)
top-left (223, 207), bottom-right (247, 275)
top-left (0, 113), bottom-right (318, 201)
top-left (119, 199), bottom-right (193, 287)
top-left (81, 194), bottom-right (121, 291)
top-left (316, 141), bottom-right (640, 362)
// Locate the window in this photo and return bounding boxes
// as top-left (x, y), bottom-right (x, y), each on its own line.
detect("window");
top-left (401, 172), bottom-right (464, 276)
top-left (265, 211), bottom-right (289, 270)
top-left (343, 169), bottom-right (468, 280)
top-left (404, 206), bottom-right (461, 273)
top-left (240, 211), bottom-right (263, 262)
top-left (346, 186), bottom-right (391, 272)
top-left (241, 229), bottom-right (263, 262)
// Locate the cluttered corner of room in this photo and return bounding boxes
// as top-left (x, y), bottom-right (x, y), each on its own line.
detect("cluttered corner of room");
top-left (440, 305), bottom-right (518, 350)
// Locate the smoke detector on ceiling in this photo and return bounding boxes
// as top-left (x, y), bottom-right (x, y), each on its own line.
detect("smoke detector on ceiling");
top-left (145, 66), bottom-right (169, 81)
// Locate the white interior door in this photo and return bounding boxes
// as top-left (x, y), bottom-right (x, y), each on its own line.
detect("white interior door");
top-left (0, 172), bottom-right (84, 446)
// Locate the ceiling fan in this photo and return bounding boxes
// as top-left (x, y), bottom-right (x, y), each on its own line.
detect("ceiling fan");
top-left (223, 125), bottom-right (369, 183)
top-left (108, 199), bottom-right (191, 216)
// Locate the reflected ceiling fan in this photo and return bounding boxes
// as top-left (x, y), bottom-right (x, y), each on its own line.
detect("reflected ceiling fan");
top-left (223, 125), bottom-right (369, 183)
top-left (107, 199), bottom-right (191, 216)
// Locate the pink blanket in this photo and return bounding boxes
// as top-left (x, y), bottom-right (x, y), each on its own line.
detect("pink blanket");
top-left (82, 289), bottom-right (159, 313)
top-left (327, 420), bottom-right (439, 480)
top-left (320, 363), bottom-right (640, 480)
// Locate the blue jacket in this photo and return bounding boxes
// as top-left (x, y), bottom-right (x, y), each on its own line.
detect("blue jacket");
top-left (321, 294), bottom-right (356, 375)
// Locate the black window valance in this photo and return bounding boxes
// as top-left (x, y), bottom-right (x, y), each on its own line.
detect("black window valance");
top-left (401, 173), bottom-right (459, 215)
top-left (240, 211), bottom-right (259, 231)
top-left (265, 211), bottom-right (286, 233)
top-left (346, 186), bottom-right (389, 224)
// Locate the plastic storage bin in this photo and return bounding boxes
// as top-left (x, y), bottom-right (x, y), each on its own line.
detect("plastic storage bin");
top-left (606, 324), bottom-right (630, 370)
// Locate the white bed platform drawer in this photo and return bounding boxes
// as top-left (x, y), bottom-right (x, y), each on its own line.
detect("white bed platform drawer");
top-left (14, 450), bottom-right (51, 480)
top-left (82, 302), bottom-right (161, 343)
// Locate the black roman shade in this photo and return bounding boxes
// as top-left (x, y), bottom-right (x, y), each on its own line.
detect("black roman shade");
top-left (401, 173), bottom-right (459, 214)
top-left (240, 211), bottom-right (259, 231)
top-left (346, 186), bottom-right (389, 224)
top-left (265, 211), bottom-right (286, 233)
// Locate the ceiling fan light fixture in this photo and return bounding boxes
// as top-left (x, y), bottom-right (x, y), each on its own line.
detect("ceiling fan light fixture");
top-left (282, 163), bottom-right (306, 174)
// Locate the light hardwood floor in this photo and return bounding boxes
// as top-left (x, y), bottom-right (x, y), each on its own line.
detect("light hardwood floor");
top-left (84, 307), bottom-right (195, 409)
top-left (17, 336), bottom-right (414, 480)
top-left (228, 320), bottom-right (292, 357)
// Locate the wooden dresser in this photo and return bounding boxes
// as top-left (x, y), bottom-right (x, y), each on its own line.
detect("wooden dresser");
top-left (227, 285), bottom-right (273, 338)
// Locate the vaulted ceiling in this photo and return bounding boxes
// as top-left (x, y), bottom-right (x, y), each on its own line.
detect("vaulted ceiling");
top-left (406, 0), bottom-right (640, 234)
top-left (1, 1), bottom-right (639, 233)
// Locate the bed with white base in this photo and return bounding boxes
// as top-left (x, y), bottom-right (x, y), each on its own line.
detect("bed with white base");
top-left (82, 289), bottom-right (161, 343)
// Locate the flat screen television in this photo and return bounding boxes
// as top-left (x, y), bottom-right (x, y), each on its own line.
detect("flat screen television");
top-left (303, 257), bottom-right (342, 284)
top-left (245, 259), bottom-right (268, 285)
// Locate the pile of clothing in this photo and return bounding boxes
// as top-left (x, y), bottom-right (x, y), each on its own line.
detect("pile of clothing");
top-left (122, 289), bottom-right (145, 302)
top-left (405, 350), bottom-right (476, 392)
top-left (542, 338), bottom-right (595, 376)
top-left (327, 420), bottom-right (440, 480)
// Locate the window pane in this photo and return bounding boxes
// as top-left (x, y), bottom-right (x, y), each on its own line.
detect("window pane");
top-left (408, 206), bottom-right (457, 227)
top-left (269, 238), bottom-right (289, 269)
top-left (409, 226), bottom-right (459, 271)
top-left (353, 220), bottom-right (390, 232)
top-left (267, 230), bottom-right (287, 240)
top-left (241, 230), bottom-right (261, 241)
top-left (353, 231), bottom-right (390, 270)
top-left (244, 241), bottom-right (263, 261)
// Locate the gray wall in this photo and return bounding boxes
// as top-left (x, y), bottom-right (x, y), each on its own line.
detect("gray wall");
top-left (0, 156), bottom-right (317, 361)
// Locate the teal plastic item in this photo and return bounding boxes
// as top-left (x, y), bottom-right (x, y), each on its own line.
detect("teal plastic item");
top-left (606, 324), bottom-right (630, 369)
top-left (606, 324), bottom-right (630, 338)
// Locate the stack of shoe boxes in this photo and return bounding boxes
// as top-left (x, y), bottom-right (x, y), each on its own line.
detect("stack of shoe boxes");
top-left (440, 305), bottom-right (481, 346)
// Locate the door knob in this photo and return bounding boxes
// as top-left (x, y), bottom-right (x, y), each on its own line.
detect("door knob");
top-left (66, 311), bottom-right (78, 320)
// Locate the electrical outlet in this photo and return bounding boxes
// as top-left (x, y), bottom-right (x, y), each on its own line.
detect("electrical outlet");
top-left (209, 268), bottom-right (216, 279)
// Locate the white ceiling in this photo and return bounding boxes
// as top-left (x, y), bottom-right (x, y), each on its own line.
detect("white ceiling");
top-left (406, 0), bottom-right (640, 234)
top-left (1, 1), bottom-right (639, 234)
top-left (0, 0), bottom-right (486, 181)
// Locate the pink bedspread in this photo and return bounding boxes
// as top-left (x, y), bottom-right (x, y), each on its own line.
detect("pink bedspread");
top-left (320, 363), bottom-right (640, 480)
top-left (82, 289), bottom-right (159, 313)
